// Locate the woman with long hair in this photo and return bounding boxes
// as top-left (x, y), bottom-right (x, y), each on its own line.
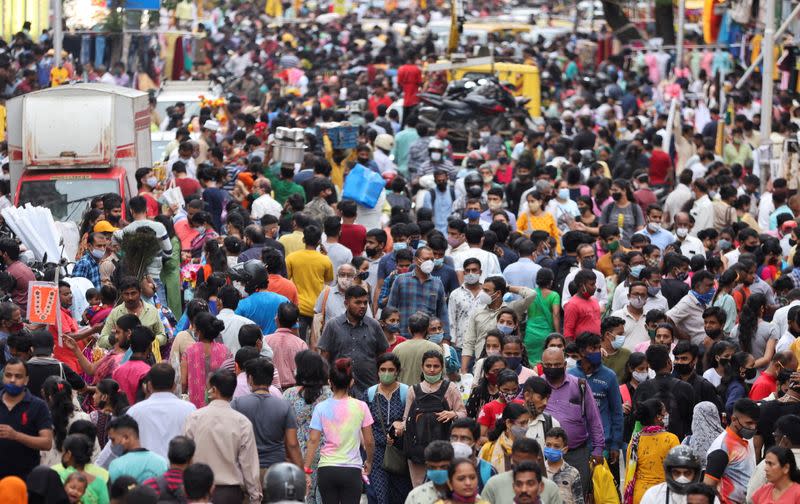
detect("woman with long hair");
top-left (76, 209), bottom-right (104, 260)
top-left (180, 312), bottom-right (231, 408)
top-left (169, 298), bottom-right (211, 380)
top-left (465, 353), bottom-right (507, 418)
top-left (40, 377), bottom-right (91, 467)
top-left (89, 379), bottom-right (129, 448)
top-left (702, 340), bottom-right (737, 388)
top-left (599, 179), bottom-right (645, 247)
top-left (379, 307), bottom-right (405, 352)
top-left (55, 434), bottom-right (110, 504)
top-left (620, 352), bottom-right (649, 442)
top-left (433, 459), bottom-right (489, 504)
top-left (283, 350), bottom-right (332, 504)
top-left (478, 403), bottom-right (531, 473)
top-left (712, 268), bottom-right (738, 336)
top-left (305, 358), bottom-right (375, 504)
top-left (752, 446), bottom-right (800, 503)
top-left (732, 293), bottom-right (778, 369)
top-left (499, 335), bottom-right (535, 383)
top-left (363, 353), bottom-right (412, 504)
top-left (477, 369), bottom-right (521, 439)
top-left (404, 351), bottom-right (467, 487)
top-left (524, 268), bottom-right (561, 364)
top-left (718, 351), bottom-right (756, 416)
top-left (623, 399), bottom-right (679, 504)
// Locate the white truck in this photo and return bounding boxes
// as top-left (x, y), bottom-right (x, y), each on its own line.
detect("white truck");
top-left (6, 83), bottom-right (152, 222)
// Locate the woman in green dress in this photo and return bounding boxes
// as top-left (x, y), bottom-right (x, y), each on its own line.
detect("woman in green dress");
top-left (524, 268), bottom-right (561, 364)
top-left (55, 433), bottom-right (109, 504)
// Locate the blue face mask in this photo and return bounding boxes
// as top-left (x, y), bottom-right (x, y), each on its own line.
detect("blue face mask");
top-left (3, 383), bottom-right (24, 396)
top-left (427, 469), bottom-right (449, 485)
top-left (434, 258), bottom-right (444, 267)
top-left (386, 323), bottom-right (400, 333)
top-left (692, 288), bottom-right (716, 305)
top-left (428, 332), bottom-right (445, 344)
top-left (630, 265), bottom-right (645, 278)
top-left (585, 351), bottom-right (602, 367)
top-left (558, 188), bottom-right (570, 201)
top-left (611, 335), bottom-right (626, 350)
top-left (497, 324), bottom-right (515, 335)
top-left (410, 239), bottom-right (420, 249)
top-left (465, 209), bottom-right (481, 220)
top-left (543, 447), bottom-right (564, 462)
top-left (505, 356), bottom-right (522, 370)
top-left (110, 443), bottom-right (126, 457)
top-left (393, 242), bottom-right (407, 252)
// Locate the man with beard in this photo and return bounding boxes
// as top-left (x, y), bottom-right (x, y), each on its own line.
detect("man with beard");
top-left (318, 285), bottom-right (387, 394)
top-left (512, 461), bottom-right (545, 504)
top-left (672, 341), bottom-right (723, 411)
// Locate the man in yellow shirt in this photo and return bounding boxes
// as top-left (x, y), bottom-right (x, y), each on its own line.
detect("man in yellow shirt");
top-left (286, 224), bottom-right (333, 340)
top-left (278, 213), bottom-right (309, 256)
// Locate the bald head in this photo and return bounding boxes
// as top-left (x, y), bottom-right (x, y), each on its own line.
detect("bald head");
top-left (541, 347), bottom-right (565, 366)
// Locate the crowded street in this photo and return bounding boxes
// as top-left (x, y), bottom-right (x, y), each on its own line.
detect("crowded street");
top-left (0, 0), bottom-right (799, 503)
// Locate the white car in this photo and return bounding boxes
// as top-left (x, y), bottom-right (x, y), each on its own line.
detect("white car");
top-left (155, 80), bottom-right (218, 126)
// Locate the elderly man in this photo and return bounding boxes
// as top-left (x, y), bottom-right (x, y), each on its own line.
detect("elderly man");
top-left (314, 263), bottom-right (370, 322)
top-left (250, 179), bottom-right (282, 220)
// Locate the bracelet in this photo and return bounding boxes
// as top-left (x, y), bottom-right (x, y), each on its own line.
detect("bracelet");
top-left (304, 467), bottom-right (313, 475)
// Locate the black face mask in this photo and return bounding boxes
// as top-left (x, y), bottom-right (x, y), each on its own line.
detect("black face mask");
top-left (365, 247), bottom-right (380, 258)
top-left (744, 367), bottom-right (758, 380)
top-left (706, 328), bottom-right (722, 339)
top-left (542, 366), bottom-right (565, 381)
top-left (673, 362), bottom-right (693, 377)
top-left (611, 192), bottom-right (623, 201)
top-left (743, 244), bottom-right (760, 253)
top-left (778, 369), bottom-right (793, 383)
top-left (717, 357), bottom-right (731, 368)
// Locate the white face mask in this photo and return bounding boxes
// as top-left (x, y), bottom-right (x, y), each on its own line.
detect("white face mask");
top-left (476, 291), bottom-right (492, 305)
top-left (233, 281), bottom-right (248, 298)
top-left (464, 273), bottom-right (481, 285)
top-left (565, 357), bottom-right (578, 371)
top-left (337, 276), bottom-right (353, 290)
top-left (451, 441), bottom-right (474, 459)
top-left (632, 370), bottom-right (650, 383)
top-left (676, 227), bottom-right (689, 239)
top-left (430, 151), bottom-right (442, 162)
top-left (674, 475), bottom-right (692, 484)
top-left (419, 260), bottom-right (435, 275)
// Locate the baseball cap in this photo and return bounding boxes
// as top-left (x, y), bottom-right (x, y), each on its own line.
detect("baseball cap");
top-left (93, 221), bottom-right (118, 233)
top-left (31, 329), bottom-right (54, 356)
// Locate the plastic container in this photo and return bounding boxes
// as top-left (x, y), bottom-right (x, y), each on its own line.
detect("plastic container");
top-left (329, 126), bottom-right (359, 149)
top-left (342, 164), bottom-right (385, 208)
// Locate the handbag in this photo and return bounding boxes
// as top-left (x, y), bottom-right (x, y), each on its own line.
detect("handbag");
top-left (373, 387), bottom-right (409, 475)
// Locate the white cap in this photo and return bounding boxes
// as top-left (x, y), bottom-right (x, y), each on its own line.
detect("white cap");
top-left (203, 120), bottom-right (220, 131)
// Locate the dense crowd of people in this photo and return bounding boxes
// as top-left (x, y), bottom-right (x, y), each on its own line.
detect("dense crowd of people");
top-left (3, 1), bottom-right (800, 504)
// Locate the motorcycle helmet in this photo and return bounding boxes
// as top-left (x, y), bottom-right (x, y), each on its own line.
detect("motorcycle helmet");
top-left (663, 446), bottom-right (702, 494)
top-left (428, 138), bottom-right (446, 151)
top-left (264, 463), bottom-right (306, 502)
top-left (229, 260), bottom-right (268, 295)
top-left (464, 171), bottom-right (483, 198)
top-left (374, 134), bottom-right (394, 152)
top-left (580, 149), bottom-right (596, 166)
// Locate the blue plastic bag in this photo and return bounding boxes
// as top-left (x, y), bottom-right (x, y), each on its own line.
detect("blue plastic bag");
top-left (342, 164), bottom-right (385, 209)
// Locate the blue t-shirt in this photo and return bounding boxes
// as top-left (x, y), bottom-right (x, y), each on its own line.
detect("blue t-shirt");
top-left (235, 291), bottom-right (290, 334)
top-left (109, 449), bottom-right (168, 483)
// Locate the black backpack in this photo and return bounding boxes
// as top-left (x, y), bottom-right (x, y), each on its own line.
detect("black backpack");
top-left (428, 186), bottom-right (456, 206)
top-left (404, 381), bottom-right (451, 464)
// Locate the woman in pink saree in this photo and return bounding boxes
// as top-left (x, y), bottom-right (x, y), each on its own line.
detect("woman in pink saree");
top-left (181, 311), bottom-right (231, 408)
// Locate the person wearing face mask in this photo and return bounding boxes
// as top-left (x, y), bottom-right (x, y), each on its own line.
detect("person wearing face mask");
top-left (418, 139), bottom-right (455, 181)
top-left (465, 351), bottom-right (507, 419)
top-left (107, 414), bottom-right (168, 484)
top-left (460, 276), bottom-right (535, 373)
top-left (517, 190), bottom-right (560, 250)
top-left (522, 376), bottom-right (560, 447)
top-left (314, 263), bottom-right (369, 324)
top-left (731, 293), bottom-right (777, 370)
top-left (405, 441), bottom-right (454, 504)
top-left (393, 312), bottom-right (443, 386)
top-left (640, 445), bottom-right (705, 504)
top-left (666, 270), bottom-right (716, 346)
top-left (478, 403), bottom-right (532, 474)
top-left (363, 353), bottom-right (413, 503)
top-left (633, 345), bottom-right (696, 441)
top-left (703, 398), bottom-right (760, 503)
top-left (641, 205), bottom-right (675, 252)
top-left (477, 370), bottom-right (523, 438)
top-left (599, 316), bottom-right (630, 382)
top-left (561, 243), bottom-right (608, 311)
top-left (671, 212), bottom-right (705, 259)
top-left (72, 233), bottom-right (108, 290)
top-left (563, 270), bottom-right (601, 340)
top-left (599, 179), bottom-right (645, 248)
top-left (449, 259), bottom-right (484, 355)
top-left (423, 170), bottom-right (458, 234)
top-left (748, 351), bottom-right (797, 401)
top-left (724, 227), bottom-right (761, 270)
top-left (570, 332), bottom-right (624, 476)
top-left (134, 167), bottom-right (161, 218)
top-left (671, 342), bottom-right (723, 412)
top-left (538, 347), bottom-right (605, 491)
top-left (660, 253), bottom-right (691, 309)
top-left (428, 316), bottom-right (460, 378)
top-left (542, 427), bottom-right (583, 504)
top-left (451, 225), bottom-right (501, 285)
top-left (0, 357), bottom-right (54, 480)
top-left (623, 398), bottom-right (679, 504)
top-left (386, 246), bottom-right (450, 341)
top-left (449, 418), bottom-right (497, 493)
top-left (609, 283), bottom-right (652, 354)
top-left (545, 181), bottom-right (580, 236)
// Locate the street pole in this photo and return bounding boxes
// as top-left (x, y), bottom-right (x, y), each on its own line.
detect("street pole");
top-left (760, 0), bottom-right (775, 191)
top-left (675, 0), bottom-right (685, 74)
top-left (53, 0), bottom-right (63, 67)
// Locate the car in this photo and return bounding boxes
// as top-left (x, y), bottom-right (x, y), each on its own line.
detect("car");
top-left (155, 80), bottom-right (218, 127)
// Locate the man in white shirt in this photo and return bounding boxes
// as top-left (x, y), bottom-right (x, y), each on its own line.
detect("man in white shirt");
top-left (689, 179), bottom-right (714, 237)
top-left (561, 243), bottom-right (607, 310)
top-left (663, 169), bottom-right (694, 226)
top-left (724, 228), bottom-right (760, 269)
top-left (503, 239), bottom-right (541, 290)
top-left (641, 267), bottom-right (670, 313)
top-left (673, 212), bottom-right (705, 258)
top-left (217, 286), bottom-right (257, 355)
top-left (250, 179), bottom-right (282, 220)
top-left (611, 282), bottom-right (650, 351)
top-left (127, 363), bottom-right (196, 459)
top-left (451, 224), bottom-right (501, 283)
top-left (167, 142), bottom-right (198, 179)
top-left (774, 293), bottom-right (800, 351)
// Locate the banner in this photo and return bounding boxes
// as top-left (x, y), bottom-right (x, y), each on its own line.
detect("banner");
top-left (26, 282), bottom-right (60, 325)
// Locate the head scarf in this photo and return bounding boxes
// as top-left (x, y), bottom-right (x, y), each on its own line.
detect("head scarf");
top-left (686, 401), bottom-right (723, 467)
top-left (27, 465), bottom-right (69, 504)
top-left (0, 476), bottom-right (27, 502)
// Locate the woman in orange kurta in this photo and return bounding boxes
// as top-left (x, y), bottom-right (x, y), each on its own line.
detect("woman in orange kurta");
top-left (516, 191), bottom-right (560, 252)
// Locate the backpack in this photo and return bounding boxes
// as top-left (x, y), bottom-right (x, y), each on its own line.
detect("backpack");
top-left (404, 381), bottom-right (452, 464)
top-left (428, 186), bottom-right (456, 206)
top-left (367, 384), bottom-right (409, 405)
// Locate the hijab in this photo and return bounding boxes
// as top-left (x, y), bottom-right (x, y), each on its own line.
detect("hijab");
top-left (26, 465), bottom-right (69, 504)
top-left (685, 401), bottom-right (723, 467)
